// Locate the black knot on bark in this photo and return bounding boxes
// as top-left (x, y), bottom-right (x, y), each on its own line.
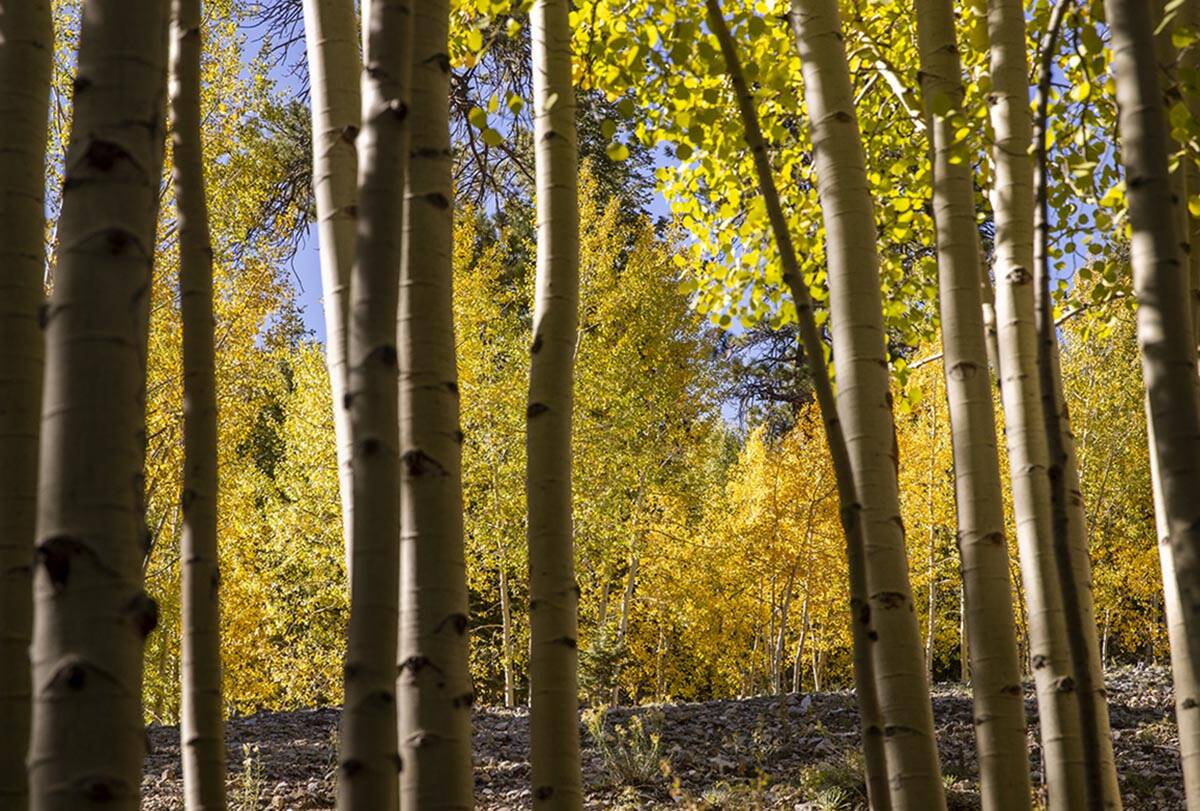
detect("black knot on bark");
top-left (37, 302), bottom-right (50, 330)
top-left (181, 488), bottom-right (197, 513)
top-left (536, 785), bottom-right (554, 800)
top-left (402, 449), bottom-right (445, 477)
top-left (425, 192), bottom-right (450, 209)
top-left (361, 437), bottom-right (381, 456)
top-left (453, 429), bottom-right (465, 445)
top-left (84, 139), bottom-right (131, 171)
top-left (555, 636), bottom-right (578, 649)
top-left (340, 125), bottom-right (360, 143)
top-left (530, 334), bottom-right (543, 354)
top-left (340, 758), bottom-right (363, 777)
top-left (37, 536), bottom-right (89, 590)
top-left (527, 402), bottom-right (550, 418)
top-left (867, 630), bottom-right (879, 641)
top-left (72, 75), bottom-right (92, 93)
top-left (64, 663), bottom-right (87, 691)
top-left (128, 592), bottom-right (159, 638)
top-left (342, 392), bottom-right (354, 410)
top-left (1001, 683), bottom-right (1023, 696)
top-left (387, 99), bottom-right (408, 119)
top-left (1032, 654), bottom-right (1048, 670)
top-left (445, 380), bottom-right (458, 396)
top-left (374, 344), bottom-right (398, 367)
top-left (1183, 697), bottom-right (1198, 710)
top-left (1055, 676), bottom-right (1075, 693)
top-left (947, 361), bottom-right (979, 381)
top-left (453, 691), bottom-right (475, 708)
top-left (983, 531), bottom-right (1005, 545)
top-left (427, 52), bottom-right (451, 74)
top-left (1007, 266), bottom-right (1031, 284)
top-left (874, 591), bottom-right (906, 609)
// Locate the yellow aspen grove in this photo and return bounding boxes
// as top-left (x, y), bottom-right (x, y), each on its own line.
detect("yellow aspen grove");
top-left (169, 0), bottom-right (226, 806)
top-left (0, 1), bottom-right (51, 806)
top-left (337, 0), bottom-right (410, 807)
top-left (1030, 4), bottom-right (1121, 807)
top-left (29, 0), bottom-right (170, 807)
top-left (985, 0), bottom-right (1087, 807)
top-left (709, 3), bottom-right (941, 807)
top-left (397, 0), bottom-right (473, 805)
top-left (301, 0), bottom-right (360, 570)
top-left (788, 0), bottom-right (952, 807)
top-left (526, 0), bottom-right (583, 806)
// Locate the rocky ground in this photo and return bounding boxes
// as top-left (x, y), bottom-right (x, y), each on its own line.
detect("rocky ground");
top-left (142, 664), bottom-right (1185, 809)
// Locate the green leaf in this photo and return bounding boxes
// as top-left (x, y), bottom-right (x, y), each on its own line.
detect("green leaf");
top-left (468, 107), bottom-right (488, 129)
top-left (606, 142), bottom-right (629, 161)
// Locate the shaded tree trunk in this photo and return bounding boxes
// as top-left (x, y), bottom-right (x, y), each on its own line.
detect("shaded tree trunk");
top-left (169, 0), bottom-right (226, 805)
top-left (0, 2), bottom-right (51, 806)
top-left (1106, 0), bottom-right (1200, 682)
top-left (397, 0), bottom-right (473, 805)
top-left (30, 1), bottom-right (170, 806)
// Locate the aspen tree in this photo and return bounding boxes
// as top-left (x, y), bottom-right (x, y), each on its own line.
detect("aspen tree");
top-left (789, 0), bottom-right (953, 806)
top-left (337, 0), bottom-right (410, 807)
top-left (1105, 0), bottom-right (1200, 680)
top-left (29, 0), bottom-right (170, 807)
top-left (302, 0), bottom-right (360, 569)
top-left (397, 0), bottom-right (473, 805)
top-left (984, 0), bottom-right (1088, 807)
top-left (0, 1), bottom-right (51, 806)
top-left (526, 0), bottom-right (583, 805)
top-left (1156, 2), bottom-right (1200, 802)
top-left (709, 3), bottom-right (943, 806)
top-left (1029, 4), bottom-right (1121, 806)
top-left (169, 0), bottom-right (226, 806)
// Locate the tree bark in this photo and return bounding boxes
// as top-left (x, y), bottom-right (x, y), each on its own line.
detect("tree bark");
top-left (789, 0), bottom-right (953, 806)
top-left (910, 0), bottom-right (1034, 806)
top-left (397, 1), bottom-right (473, 806)
top-left (526, 0), bottom-right (582, 804)
top-left (0, 1), bottom-right (51, 806)
top-left (337, 0), bottom-right (410, 807)
top-left (714, 1), bottom-right (937, 806)
top-left (1033, 4), bottom-right (1122, 807)
top-left (302, 0), bottom-right (360, 573)
top-left (169, 0), bottom-right (225, 806)
top-left (30, 1), bottom-right (170, 807)
top-left (984, 0), bottom-right (1087, 807)
top-left (1106, 0), bottom-right (1200, 681)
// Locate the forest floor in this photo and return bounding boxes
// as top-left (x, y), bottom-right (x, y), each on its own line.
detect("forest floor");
top-left (142, 664), bottom-right (1183, 809)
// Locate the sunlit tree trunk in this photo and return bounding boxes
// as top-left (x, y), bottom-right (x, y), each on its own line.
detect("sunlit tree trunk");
top-left (526, 0), bottom-right (582, 804)
top-left (908, 1), bottom-right (1034, 806)
top-left (30, 1), bottom-right (170, 807)
top-left (337, 0), bottom-right (410, 807)
top-left (715, 1), bottom-right (937, 806)
top-left (791, 0), bottom-right (953, 806)
top-left (169, 0), bottom-right (225, 806)
top-left (397, 0), bottom-right (473, 806)
top-left (302, 0), bottom-right (360, 571)
top-left (0, 2), bottom-right (51, 806)
top-left (984, 0), bottom-right (1087, 807)
top-left (1105, 0), bottom-right (1200, 682)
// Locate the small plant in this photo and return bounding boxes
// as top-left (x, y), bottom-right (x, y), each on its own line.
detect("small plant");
top-left (798, 748), bottom-right (866, 809)
top-left (231, 743), bottom-right (265, 811)
top-left (584, 705), bottom-right (669, 788)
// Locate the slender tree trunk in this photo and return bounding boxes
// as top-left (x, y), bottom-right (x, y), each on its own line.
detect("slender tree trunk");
top-left (499, 563), bottom-right (515, 709)
top-left (774, 563), bottom-right (798, 696)
top-left (792, 591), bottom-right (810, 694)
top-left (958, 586), bottom-right (968, 683)
top-left (925, 407), bottom-right (937, 679)
top-left (1033, 5), bottom-right (1122, 807)
top-left (526, 0), bottom-right (582, 804)
top-left (30, 1), bottom-right (169, 807)
top-left (170, 0), bottom-right (226, 806)
top-left (397, 1), bottom-right (472, 806)
top-left (0, 2), bottom-right (51, 806)
top-left (985, 1), bottom-right (1087, 807)
top-left (789, 0), bottom-right (952, 806)
top-left (302, 0), bottom-right (360, 572)
top-left (1153, 4), bottom-right (1200, 804)
top-left (337, 1), bottom-right (409, 807)
top-left (610, 551), bottom-right (637, 706)
top-left (716, 2), bottom-right (935, 806)
top-left (910, 0), bottom-right (1034, 805)
top-left (1106, 0), bottom-right (1200, 678)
